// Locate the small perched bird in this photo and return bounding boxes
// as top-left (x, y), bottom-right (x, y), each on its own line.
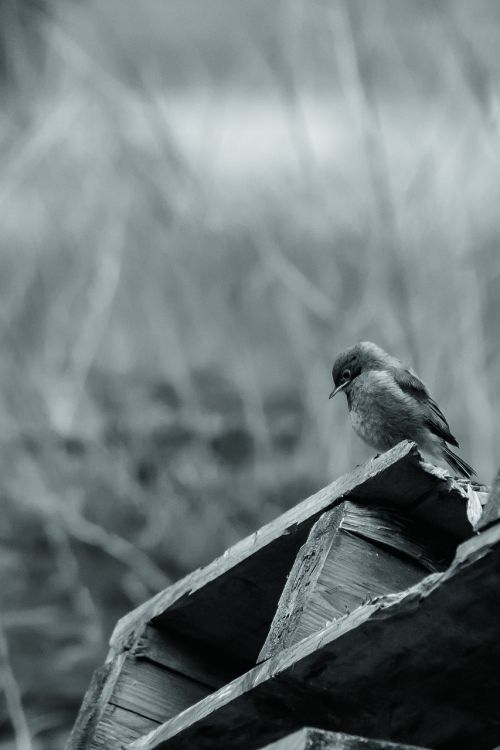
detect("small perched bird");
top-left (329, 341), bottom-right (476, 478)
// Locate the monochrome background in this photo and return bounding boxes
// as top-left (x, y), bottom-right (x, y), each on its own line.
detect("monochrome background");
top-left (0, 1), bottom-right (499, 747)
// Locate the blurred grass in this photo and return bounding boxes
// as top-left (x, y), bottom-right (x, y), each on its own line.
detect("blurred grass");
top-left (0, 0), bottom-right (500, 747)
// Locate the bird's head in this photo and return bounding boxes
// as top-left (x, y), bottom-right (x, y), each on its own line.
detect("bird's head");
top-left (329, 341), bottom-right (391, 399)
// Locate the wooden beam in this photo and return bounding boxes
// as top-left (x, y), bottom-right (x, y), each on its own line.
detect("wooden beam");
top-left (112, 442), bottom-right (482, 665)
top-left (259, 501), bottom-right (455, 661)
top-left (127, 521), bottom-right (500, 750)
top-left (258, 728), bottom-right (431, 750)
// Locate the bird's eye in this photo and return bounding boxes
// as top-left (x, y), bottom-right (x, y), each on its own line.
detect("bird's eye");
top-left (341, 368), bottom-right (351, 381)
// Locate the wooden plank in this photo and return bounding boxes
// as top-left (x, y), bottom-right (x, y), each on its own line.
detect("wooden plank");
top-left (127, 521), bottom-right (500, 750)
top-left (91, 705), bottom-right (159, 749)
top-left (110, 656), bottom-right (212, 724)
top-left (112, 442), bottom-right (480, 663)
top-left (259, 501), bottom-right (454, 661)
top-left (68, 632), bottom-right (220, 749)
top-left (259, 728), bottom-right (430, 749)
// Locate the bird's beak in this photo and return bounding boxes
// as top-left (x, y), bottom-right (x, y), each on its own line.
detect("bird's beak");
top-left (329, 381), bottom-right (348, 399)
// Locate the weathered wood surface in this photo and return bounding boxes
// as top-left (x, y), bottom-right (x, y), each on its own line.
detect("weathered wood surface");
top-left (69, 651), bottom-right (214, 750)
top-left (258, 728), bottom-right (430, 750)
top-left (128, 521), bottom-right (500, 750)
top-left (66, 654), bottom-right (127, 750)
top-left (93, 705), bottom-right (159, 749)
top-left (69, 443), bottom-right (488, 750)
top-left (259, 501), bottom-right (455, 661)
top-left (67, 628), bottom-right (233, 750)
top-left (111, 657), bottom-right (211, 724)
top-left (89, 622), bottom-right (245, 750)
top-left (337, 503), bottom-right (456, 569)
top-left (112, 442), bottom-right (481, 664)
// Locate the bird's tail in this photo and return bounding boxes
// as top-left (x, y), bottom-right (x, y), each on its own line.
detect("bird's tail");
top-left (442, 445), bottom-right (476, 479)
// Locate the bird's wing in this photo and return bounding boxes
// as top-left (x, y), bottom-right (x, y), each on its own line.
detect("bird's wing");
top-left (393, 366), bottom-right (460, 447)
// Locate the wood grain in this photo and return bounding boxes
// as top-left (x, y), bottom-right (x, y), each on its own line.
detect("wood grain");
top-left (91, 705), bottom-right (159, 749)
top-left (258, 506), bottom-right (346, 660)
top-left (293, 530), bottom-right (424, 640)
top-left (128, 521), bottom-right (500, 750)
top-left (110, 657), bottom-right (212, 724)
top-left (259, 501), bottom-right (454, 661)
top-left (338, 502), bottom-right (455, 571)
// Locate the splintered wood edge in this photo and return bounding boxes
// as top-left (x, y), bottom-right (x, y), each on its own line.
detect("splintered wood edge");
top-left (110, 441), bottom-right (482, 652)
top-left (127, 519), bottom-right (500, 750)
top-left (66, 652), bottom-right (127, 750)
top-left (258, 505), bottom-right (345, 662)
top-left (417, 460), bottom-right (489, 527)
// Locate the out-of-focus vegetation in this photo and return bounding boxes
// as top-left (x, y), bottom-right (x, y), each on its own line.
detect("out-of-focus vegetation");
top-left (0, 0), bottom-right (499, 746)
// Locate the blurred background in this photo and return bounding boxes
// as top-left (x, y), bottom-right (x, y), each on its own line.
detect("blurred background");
top-left (0, 0), bottom-right (499, 746)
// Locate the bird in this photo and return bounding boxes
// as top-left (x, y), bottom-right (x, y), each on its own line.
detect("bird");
top-left (329, 341), bottom-right (476, 478)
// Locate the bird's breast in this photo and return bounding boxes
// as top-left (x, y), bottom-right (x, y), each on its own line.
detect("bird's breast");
top-left (348, 394), bottom-right (390, 450)
top-left (346, 371), bottom-right (416, 451)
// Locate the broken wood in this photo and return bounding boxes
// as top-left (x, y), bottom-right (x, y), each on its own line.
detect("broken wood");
top-left (128, 521), bottom-right (500, 750)
top-left (67, 443), bottom-right (488, 750)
